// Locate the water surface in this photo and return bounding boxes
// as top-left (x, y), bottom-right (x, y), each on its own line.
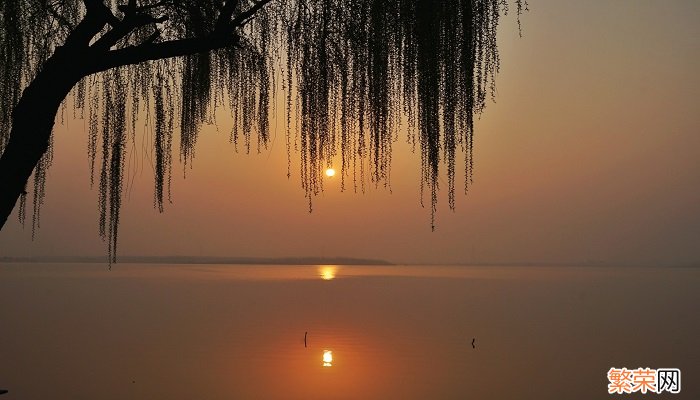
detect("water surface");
top-left (1, 263), bottom-right (698, 399)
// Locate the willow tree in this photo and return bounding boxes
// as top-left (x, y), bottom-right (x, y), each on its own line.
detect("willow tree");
top-left (0, 0), bottom-right (526, 261)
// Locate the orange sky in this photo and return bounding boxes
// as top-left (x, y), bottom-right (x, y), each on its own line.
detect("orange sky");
top-left (1, 0), bottom-right (699, 265)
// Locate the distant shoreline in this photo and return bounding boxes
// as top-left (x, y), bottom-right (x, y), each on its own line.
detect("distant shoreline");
top-left (0, 255), bottom-right (394, 266)
top-left (1, 256), bottom-right (697, 268)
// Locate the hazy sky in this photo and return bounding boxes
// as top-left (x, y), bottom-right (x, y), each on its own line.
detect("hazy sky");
top-left (1, 0), bottom-right (699, 265)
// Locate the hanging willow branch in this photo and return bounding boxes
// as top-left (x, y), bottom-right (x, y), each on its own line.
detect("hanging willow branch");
top-left (0, 0), bottom-right (526, 262)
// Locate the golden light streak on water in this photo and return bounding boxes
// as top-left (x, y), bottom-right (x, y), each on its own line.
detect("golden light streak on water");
top-left (319, 265), bottom-right (338, 280)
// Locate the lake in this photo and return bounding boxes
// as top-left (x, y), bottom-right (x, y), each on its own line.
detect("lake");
top-left (0, 263), bottom-right (698, 399)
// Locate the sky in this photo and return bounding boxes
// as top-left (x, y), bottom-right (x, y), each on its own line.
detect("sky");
top-left (1, 0), bottom-right (699, 265)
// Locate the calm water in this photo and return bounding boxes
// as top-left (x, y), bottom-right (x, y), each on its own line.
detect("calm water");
top-left (0, 263), bottom-right (698, 399)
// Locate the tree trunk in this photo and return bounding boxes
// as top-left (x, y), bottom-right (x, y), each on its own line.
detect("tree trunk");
top-left (0, 48), bottom-right (85, 229)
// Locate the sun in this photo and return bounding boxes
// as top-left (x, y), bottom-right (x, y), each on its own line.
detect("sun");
top-left (322, 350), bottom-right (333, 367)
top-left (325, 168), bottom-right (336, 177)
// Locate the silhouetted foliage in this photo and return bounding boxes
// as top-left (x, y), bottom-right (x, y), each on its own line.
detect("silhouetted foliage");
top-left (0, 0), bottom-right (526, 262)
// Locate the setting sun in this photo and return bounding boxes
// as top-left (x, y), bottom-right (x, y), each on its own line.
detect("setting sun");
top-left (323, 350), bottom-right (333, 367)
top-left (325, 168), bottom-right (336, 177)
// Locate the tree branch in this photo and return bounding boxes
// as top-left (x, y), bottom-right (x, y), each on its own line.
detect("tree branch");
top-left (215, 0), bottom-right (240, 33)
top-left (116, 0), bottom-right (137, 16)
top-left (63, 0), bottom-right (121, 47)
top-left (143, 28), bottom-right (161, 44)
top-left (85, 34), bottom-right (238, 74)
top-left (75, 1), bottom-right (271, 77)
top-left (41, 1), bottom-right (74, 31)
top-left (230, 0), bottom-right (273, 28)
top-left (91, 12), bottom-right (168, 51)
top-left (83, 0), bottom-right (121, 26)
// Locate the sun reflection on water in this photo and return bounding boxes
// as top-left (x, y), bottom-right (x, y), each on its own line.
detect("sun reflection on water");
top-left (319, 265), bottom-right (338, 280)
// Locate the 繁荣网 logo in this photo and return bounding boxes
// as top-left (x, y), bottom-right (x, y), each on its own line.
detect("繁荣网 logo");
top-left (607, 367), bottom-right (680, 394)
